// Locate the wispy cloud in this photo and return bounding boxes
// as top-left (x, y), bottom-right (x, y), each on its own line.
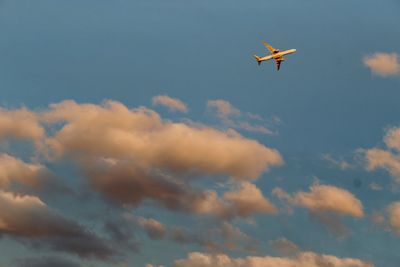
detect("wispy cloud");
top-left (269, 237), bottom-right (299, 255)
top-left (322, 154), bottom-right (352, 170)
top-left (152, 95), bottom-right (188, 113)
top-left (207, 99), bottom-right (275, 135)
top-left (363, 52), bottom-right (400, 77)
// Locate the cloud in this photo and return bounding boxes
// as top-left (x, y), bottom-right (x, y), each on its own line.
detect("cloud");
top-left (207, 100), bottom-right (274, 135)
top-left (218, 222), bottom-right (251, 242)
top-left (214, 222), bottom-right (258, 253)
top-left (309, 211), bottom-right (349, 238)
top-left (221, 182), bottom-right (277, 218)
top-left (269, 237), bottom-right (299, 255)
top-left (387, 202), bottom-right (400, 234)
top-left (189, 182), bottom-right (276, 219)
top-left (322, 154), bottom-right (352, 170)
top-left (207, 100), bottom-right (241, 120)
top-left (0, 107), bottom-right (44, 143)
top-left (14, 256), bottom-right (82, 267)
top-left (0, 154), bottom-right (66, 194)
top-left (137, 217), bottom-right (166, 240)
top-left (292, 184), bottom-right (364, 217)
top-left (273, 185), bottom-right (363, 237)
top-left (152, 95), bottom-right (188, 113)
top-left (0, 191), bottom-right (114, 259)
top-left (169, 227), bottom-right (210, 246)
top-left (365, 149), bottom-right (400, 182)
top-left (159, 221), bottom-right (257, 253)
top-left (363, 52), bottom-right (400, 77)
top-left (370, 211), bottom-right (386, 227)
top-left (173, 252), bottom-right (374, 267)
top-left (103, 217), bottom-right (139, 252)
top-left (385, 127), bottom-right (400, 151)
top-left (363, 127), bottom-right (400, 183)
top-left (43, 100), bottom-right (282, 179)
top-left (369, 183), bottom-right (382, 191)
top-left (85, 160), bottom-right (274, 219)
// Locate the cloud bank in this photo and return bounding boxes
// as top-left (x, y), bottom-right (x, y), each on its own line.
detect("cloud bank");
top-left (173, 252), bottom-right (373, 267)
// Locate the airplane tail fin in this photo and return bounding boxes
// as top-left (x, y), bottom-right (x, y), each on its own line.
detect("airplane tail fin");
top-left (254, 55), bottom-right (262, 66)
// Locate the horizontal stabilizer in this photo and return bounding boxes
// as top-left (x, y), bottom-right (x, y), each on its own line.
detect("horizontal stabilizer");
top-left (254, 55), bottom-right (262, 66)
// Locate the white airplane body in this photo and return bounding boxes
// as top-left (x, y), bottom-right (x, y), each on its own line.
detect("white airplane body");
top-left (254, 41), bottom-right (296, 70)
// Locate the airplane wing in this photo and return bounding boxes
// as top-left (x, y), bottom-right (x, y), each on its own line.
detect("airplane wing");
top-left (262, 41), bottom-right (278, 53)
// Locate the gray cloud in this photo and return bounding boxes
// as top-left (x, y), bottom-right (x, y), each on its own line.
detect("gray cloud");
top-left (0, 191), bottom-right (114, 259)
top-left (14, 256), bottom-right (82, 267)
top-left (137, 217), bottom-right (166, 240)
top-left (269, 237), bottom-right (299, 255)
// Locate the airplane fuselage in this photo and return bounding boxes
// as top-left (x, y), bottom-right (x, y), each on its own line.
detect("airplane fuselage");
top-left (272, 49), bottom-right (296, 59)
top-left (257, 49), bottom-right (296, 62)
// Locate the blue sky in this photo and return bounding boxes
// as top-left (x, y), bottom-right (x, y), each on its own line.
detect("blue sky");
top-left (0, 0), bottom-right (400, 266)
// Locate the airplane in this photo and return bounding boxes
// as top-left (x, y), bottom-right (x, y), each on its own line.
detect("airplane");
top-left (254, 41), bottom-right (296, 70)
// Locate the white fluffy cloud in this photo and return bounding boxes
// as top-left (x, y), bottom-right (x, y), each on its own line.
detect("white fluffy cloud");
top-left (363, 52), bottom-right (400, 77)
top-left (173, 252), bottom-right (374, 267)
top-left (152, 95), bottom-right (188, 113)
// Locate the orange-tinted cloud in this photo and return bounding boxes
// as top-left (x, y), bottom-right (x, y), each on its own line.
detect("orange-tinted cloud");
top-left (152, 95), bottom-right (188, 113)
top-left (292, 184), bottom-right (364, 217)
top-left (43, 100), bottom-right (282, 179)
top-left (173, 251), bottom-right (374, 267)
top-left (387, 202), bottom-right (400, 235)
top-left (0, 108), bottom-right (44, 143)
top-left (364, 127), bottom-right (400, 183)
top-left (363, 52), bottom-right (400, 77)
top-left (0, 154), bottom-right (52, 189)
